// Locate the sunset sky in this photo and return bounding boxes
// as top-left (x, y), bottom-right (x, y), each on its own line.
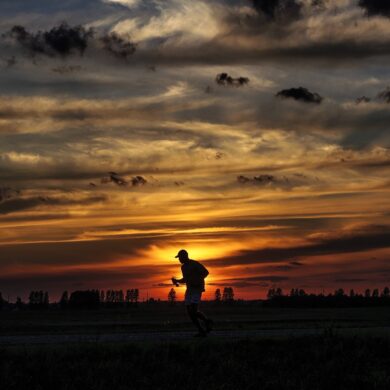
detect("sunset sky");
top-left (0, 0), bottom-right (389, 301)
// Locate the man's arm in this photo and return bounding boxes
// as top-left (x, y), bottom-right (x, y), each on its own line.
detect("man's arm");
top-left (197, 263), bottom-right (209, 278)
top-left (172, 277), bottom-right (186, 285)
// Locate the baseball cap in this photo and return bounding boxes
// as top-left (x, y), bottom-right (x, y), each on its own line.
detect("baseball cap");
top-left (175, 249), bottom-right (188, 258)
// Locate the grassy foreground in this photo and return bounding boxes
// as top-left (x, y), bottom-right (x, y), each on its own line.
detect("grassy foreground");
top-left (1, 335), bottom-right (390, 390)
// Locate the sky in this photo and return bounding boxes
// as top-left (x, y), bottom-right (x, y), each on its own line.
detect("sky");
top-left (0, 0), bottom-right (389, 301)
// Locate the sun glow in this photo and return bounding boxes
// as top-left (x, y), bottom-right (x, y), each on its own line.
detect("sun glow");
top-left (139, 240), bottom-right (241, 266)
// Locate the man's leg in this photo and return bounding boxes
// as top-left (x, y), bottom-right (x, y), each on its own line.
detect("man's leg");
top-left (190, 292), bottom-right (213, 333)
top-left (196, 310), bottom-right (208, 322)
top-left (186, 304), bottom-right (206, 335)
top-left (196, 310), bottom-right (213, 332)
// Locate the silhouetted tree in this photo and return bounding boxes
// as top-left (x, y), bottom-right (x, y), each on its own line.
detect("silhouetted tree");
top-left (118, 290), bottom-right (124, 303)
top-left (298, 289), bottom-right (306, 297)
top-left (267, 288), bottom-right (275, 299)
top-left (44, 292), bottom-right (49, 306)
top-left (60, 291), bottom-right (69, 309)
top-left (106, 290), bottom-right (113, 303)
top-left (28, 290), bottom-right (48, 308)
top-left (290, 288), bottom-right (298, 297)
top-left (275, 288), bottom-right (283, 297)
top-left (125, 289), bottom-right (139, 304)
top-left (126, 289), bottom-right (133, 303)
top-left (134, 289), bottom-right (139, 303)
top-left (69, 290), bottom-right (100, 309)
top-left (223, 287), bottom-right (234, 302)
top-left (334, 288), bottom-right (345, 297)
top-left (105, 289), bottom-right (125, 304)
top-left (265, 286), bottom-right (390, 308)
top-left (215, 288), bottom-right (221, 302)
top-left (382, 287), bottom-right (389, 298)
top-left (16, 296), bottom-right (23, 310)
top-left (29, 291), bottom-right (36, 305)
top-left (168, 288), bottom-right (176, 305)
top-left (268, 288), bottom-right (283, 298)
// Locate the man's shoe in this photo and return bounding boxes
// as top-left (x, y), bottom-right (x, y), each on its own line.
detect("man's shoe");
top-left (205, 319), bottom-right (214, 333)
top-left (194, 331), bottom-right (207, 338)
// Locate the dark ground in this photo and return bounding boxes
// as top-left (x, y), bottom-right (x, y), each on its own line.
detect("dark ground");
top-left (1, 335), bottom-right (390, 390)
top-left (1, 305), bottom-right (389, 389)
top-left (1, 304), bottom-right (389, 336)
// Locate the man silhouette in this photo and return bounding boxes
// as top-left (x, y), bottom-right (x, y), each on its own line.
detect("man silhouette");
top-left (172, 249), bottom-right (213, 337)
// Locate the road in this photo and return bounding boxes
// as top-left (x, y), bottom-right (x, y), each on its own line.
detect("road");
top-left (1, 327), bottom-right (389, 345)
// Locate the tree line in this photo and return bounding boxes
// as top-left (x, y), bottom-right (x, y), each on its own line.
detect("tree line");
top-left (167, 287), bottom-right (235, 305)
top-left (264, 287), bottom-right (390, 308)
top-left (0, 289), bottom-right (140, 310)
top-left (1, 285), bottom-right (389, 310)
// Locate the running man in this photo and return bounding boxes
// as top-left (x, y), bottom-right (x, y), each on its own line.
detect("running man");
top-left (172, 249), bottom-right (213, 337)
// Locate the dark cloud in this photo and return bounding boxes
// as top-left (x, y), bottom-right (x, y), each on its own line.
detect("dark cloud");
top-left (0, 187), bottom-right (20, 202)
top-left (358, 0), bottom-right (390, 17)
top-left (4, 23), bottom-right (93, 58)
top-left (43, 22), bottom-right (92, 56)
top-left (102, 172), bottom-right (127, 186)
top-left (356, 96), bottom-right (371, 104)
top-left (101, 172), bottom-right (147, 187)
top-left (131, 176), bottom-right (147, 186)
top-left (311, 0), bottom-right (324, 7)
top-left (3, 55), bottom-right (17, 68)
top-left (276, 87), bottom-right (323, 104)
top-left (245, 275), bottom-right (289, 282)
top-left (101, 32), bottom-right (136, 59)
top-left (51, 65), bottom-right (83, 74)
top-left (237, 174), bottom-right (275, 185)
top-left (261, 264), bottom-right (295, 271)
top-left (215, 73), bottom-right (249, 87)
top-left (252, 0), bottom-right (302, 21)
top-left (0, 267), bottom-right (149, 288)
top-left (0, 236), bottom-right (169, 268)
top-left (236, 173), bottom-right (313, 189)
top-left (334, 278), bottom-right (368, 283)
top-left (290, 261), bottom-right (304, 266)
top-left (378, 87), bottom-right (390, 103)
top-left (3, 24), bottom-right (136, 63)
top-left (0, 195), bottom-right (106, 215)
top-left (207, 225), bottom-right (390, 267)
top-left (209, 274), bottom-right (288, 288)
top-left (132, 38), bottom-right (390, 65)
top-left (0, 213), bottom-right (71, 223)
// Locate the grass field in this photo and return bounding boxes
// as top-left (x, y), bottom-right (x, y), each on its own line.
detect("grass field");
top-left (1, 305), bottom-right (389, 389)
top-left (1, 334), bottom-right (390, 390)
top-left (1, 304), bottom-right (389, 336)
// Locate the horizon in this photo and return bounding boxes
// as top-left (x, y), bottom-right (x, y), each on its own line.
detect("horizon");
top-left (0, 0), bottom-right (389, 300)
top-left (2, 284), bottom-right (390, 304)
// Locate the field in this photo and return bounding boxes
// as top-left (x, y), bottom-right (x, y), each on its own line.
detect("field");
top-left (1, 304), bottom-right (389, 389)
top-left (1, 303), bottom-right (390, 336)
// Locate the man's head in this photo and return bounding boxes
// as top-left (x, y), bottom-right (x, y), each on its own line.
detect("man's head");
top-left (175, 249), bottom-right (189, 263)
